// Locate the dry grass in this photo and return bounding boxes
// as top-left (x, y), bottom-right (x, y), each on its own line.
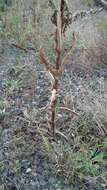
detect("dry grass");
top-left (0, 0), bottom-right (107, 189)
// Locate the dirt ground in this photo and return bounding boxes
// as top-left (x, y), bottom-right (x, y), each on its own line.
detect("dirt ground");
top-left (0, 2), bottom-right (107, 190)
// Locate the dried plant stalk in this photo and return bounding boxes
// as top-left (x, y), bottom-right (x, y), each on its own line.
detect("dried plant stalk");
top-left (39, 0), bottom-right (78, 136)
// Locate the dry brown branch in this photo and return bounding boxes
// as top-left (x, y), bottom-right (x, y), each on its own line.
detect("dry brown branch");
top-left (40, 48), bottom-right (63, 79)
top-left (40, 48), bottom-right (56, 75)
top-left (10, 43), bottom-right (36, 52)
top-left (40, 48), bottom-right (51, 67)
top-left (39, 0), bottom-right (78, 136)
top-left (11, 43), bottom-right (28, 52)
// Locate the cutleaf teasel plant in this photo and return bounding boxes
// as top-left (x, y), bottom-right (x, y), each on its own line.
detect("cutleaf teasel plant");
top-left (39, 0), bottom-right (103, 136)
top-left (40, 0), bottom-right (78, 136)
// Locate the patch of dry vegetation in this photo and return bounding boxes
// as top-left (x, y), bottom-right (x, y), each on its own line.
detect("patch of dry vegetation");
top-left (0, 0), bottom-right (107, 189)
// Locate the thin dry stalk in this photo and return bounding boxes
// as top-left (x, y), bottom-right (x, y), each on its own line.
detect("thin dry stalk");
top-left (57, 106), bottom-right (79, 116)
top-left (39, 0), bottom-right (77, 136)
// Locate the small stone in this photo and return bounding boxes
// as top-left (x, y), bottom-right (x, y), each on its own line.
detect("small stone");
top-left (26, 168), bottom-right (32, 173)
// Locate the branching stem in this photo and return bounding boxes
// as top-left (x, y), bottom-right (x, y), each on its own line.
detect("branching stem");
top-left (39, 0), bottom-right (78, 136)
